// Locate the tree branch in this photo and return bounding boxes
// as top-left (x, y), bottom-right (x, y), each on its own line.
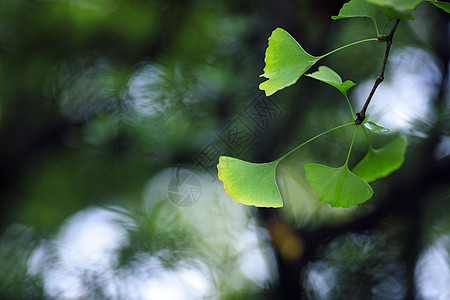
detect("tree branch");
top-left (355, 19), bottom-right (400, 125)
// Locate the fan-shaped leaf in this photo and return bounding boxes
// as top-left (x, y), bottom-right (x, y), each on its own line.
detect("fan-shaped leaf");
top-left (332, 0), bottom-right (379, 22)
top-left (306, 66), bottom-right (356, 96)
top-left (431, 1), bottom-right (450, 13)
top-left (217, 156), bottom-right (283, 208)
top-left (259, 28), bottom-right (319, 96)
top-left (304, 163), bottom-right (373, 208)
top-left (363, 121), bottom-right (390, 133)
top-left (366, 0), bottom-right (425, 11)
top-left (380, 7), bottom-right (415, 20)
top-left (352, 137), bottom-right (406, 182)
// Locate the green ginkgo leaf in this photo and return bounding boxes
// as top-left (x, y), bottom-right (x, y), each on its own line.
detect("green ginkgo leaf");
top-left (431, 1), bottom-right (450, 13)
top-left (304, 163), bottom-right (373, 208)
top-left (306, 66), bottom-right (356, 96)
top-left (332, 0), bottom-right (379, 22)
top-left (259, 28), bottom-right (319, 96)
top-left (380, 7), bottom-right (415, 20)
top-left (363, 121), bottom-right (390, 133)
top-left (217, 156), bottom-right (283, 207)
top-left (352, 137), bottom-right (406, 182)
top-left (366, 0), bottom-right (425, 11)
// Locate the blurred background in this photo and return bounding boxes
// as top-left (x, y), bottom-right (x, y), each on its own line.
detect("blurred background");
top-left (0, 0), bottom-right (449, 299)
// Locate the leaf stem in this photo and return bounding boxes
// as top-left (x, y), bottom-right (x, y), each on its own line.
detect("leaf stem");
top-left (345, 94), bottom-right (356, 121)
top-left (373, 20), bottom-right (380, 37)
top-left (345, 126), bottom-right (359, 166)
top-left (320, 38), bottom-right (378, 58)
top-left (278, 122), bottom-right (355, 161)
top-left (362, 125), bottom-right (372, 148)
top-left (381, 20), bottom-right (389, 34)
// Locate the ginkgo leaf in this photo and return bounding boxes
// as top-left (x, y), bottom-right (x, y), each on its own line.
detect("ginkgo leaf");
top-left (363, 121), bottom-right (390, 133)
top-left (217, 156), bottom-right (283, 208)
top-left (306, 66), bottom-right (356, 96)
top-left (332, 0), bottom-right (379, 22)
top-left (304, 163), bottom-right (373, 208)
top-left (431, 1), bottom-right (450, 13)
top-left (259, 28), bottom-right (319, 96)
top-left (352, 137), bottom-right (406, 182)
top-left (380, 7), bottom-right (415, 20)
top-left (366, 0), bottom-right (425, 11)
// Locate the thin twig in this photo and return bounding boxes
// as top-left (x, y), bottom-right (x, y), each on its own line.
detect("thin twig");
top-left (355, 19), bottom-right (400, 125)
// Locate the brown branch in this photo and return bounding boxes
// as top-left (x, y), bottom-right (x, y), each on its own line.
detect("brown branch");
top-left (355, 19), bottom-right (401, 125)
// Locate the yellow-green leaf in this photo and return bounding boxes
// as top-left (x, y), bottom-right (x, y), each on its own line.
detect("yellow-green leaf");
top-left (259, 28), bottom-right (319, 96)
top-left (217, 156), bottom-right (283, 208)
top-left (306, 66), bottom-right (356, 96)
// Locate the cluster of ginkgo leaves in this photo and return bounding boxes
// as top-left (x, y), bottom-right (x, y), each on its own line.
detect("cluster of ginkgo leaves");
top-left (217, 0), bottom-right (449, 208)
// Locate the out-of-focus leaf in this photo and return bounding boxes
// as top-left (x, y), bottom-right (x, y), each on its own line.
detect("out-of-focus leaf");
top-left (304, 163), bottom-right (373, 208)
top-left (217, 156), bottom-right (283, 208)
top-left (352, 137), bottom-right (406, 182)
top-left (306, 66), bottom-right (356, 96)
top-left (363, 121), bottom-right (390, 133)
top-left (259, 28), bottom-right (319, 96)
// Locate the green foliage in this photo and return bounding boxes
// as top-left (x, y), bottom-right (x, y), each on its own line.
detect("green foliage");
top-left (380, 7), bottom-right (415, 21)
top-left (331, 0), bottom-right (379, 23)
top-left (216, 0), bottom-right (449, 209)
top-left (337, 0), bottom-right (450, 17)
top-left (332, 0), bottom-right (416, 30)
top-left (217, 157), bottom-right (283, 208)
top-left (1, 1), bottom-right (448, 298)
top-left (365, 0), bottom-right (450, 13)
top-left (366, 0), bottom-right (425, 11)
top-left (431, 1), bottom-right (450, 13)
top-left (353, 137), bottom-right (407, 182)
top-left (217, 123), bottom-right (355, 208)
top-left (306, 66), bottom-right (356, 97)
top-left (259, 28), bottom-right (319, 96)
top-left (304, 163), bottom-right (374, 208)
top-left (259, 28), bottom-right (377, 97)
